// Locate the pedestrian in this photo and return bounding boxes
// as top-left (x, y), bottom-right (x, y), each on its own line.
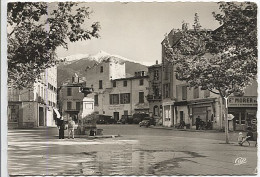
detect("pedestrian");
top-left (195, 116), bottom-right (201, 130)
top-left (237, 132), bottom-right (244, 145)
top-left (68, 117), bottom-right (75, 139)
top-left (57, 116), bottom-right (65, 139)
top-left (240, 127), bottom-right (254, 146)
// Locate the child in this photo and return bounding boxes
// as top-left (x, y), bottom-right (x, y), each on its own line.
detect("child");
top-left (68, 117), bottom-right (75, 139)
top-left (238, 132), bottom-right (244, 146)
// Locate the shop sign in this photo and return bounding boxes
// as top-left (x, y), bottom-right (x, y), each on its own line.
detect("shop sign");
top-left (108, 105), bottom-right (124, 110)
top-left (227, 114), bottom-right (234, 121)
top-left (251, 119), bottom-right (257, 125)
top-left (228, 96), bottom-right (257, 107)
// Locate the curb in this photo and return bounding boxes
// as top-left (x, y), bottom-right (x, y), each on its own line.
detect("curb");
top-left (149, 126), bottom-right (222, 133)
top-left (54, 134), bottom-right (121, 139)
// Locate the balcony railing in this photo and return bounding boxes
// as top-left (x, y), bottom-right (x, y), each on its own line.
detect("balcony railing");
top-left (147, 94), bottom-right (162, 101)
top-left (37, 96), bottom-right (46, 104)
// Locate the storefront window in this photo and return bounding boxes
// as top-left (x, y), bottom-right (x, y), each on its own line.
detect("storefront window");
top-left (241, 112), bottom-right (245, 124)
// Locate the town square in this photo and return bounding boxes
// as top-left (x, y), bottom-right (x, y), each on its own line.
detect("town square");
top-left (1, 1), bottom-right (258, 176)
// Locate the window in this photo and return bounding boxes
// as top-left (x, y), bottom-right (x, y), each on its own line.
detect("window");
top-left (123, 80), bottom-right (127, 87)
top-left (76, 102), bottom-right (81, 110)
top-left (67, 88), bottom-right (72, 96)
top-left (100, 66), bottom-right (103, 73)
top-left (139, 92), bottom-right (144, 103)
top-left (180, 111), bottom-right (184, 121)
top-left (110, 94), bottom-right (119, 105)
top-left (154, 70), bottom-right (159, 80)
top-left (164, 65), bottom-right (169, 80)
top-left (120, 93), bottom-right (130, 104)
top-left (163, 84), bottom-right (170, 98)
top-left (94, 95), bottom-right (98, 106)
top-left (67, 101), bottom-right (72, 110)
top-left (41, 87), bottom-right (43, 98)
top-left (99, 80), bottom-right (103, 89)
top-left (182, 86), bottom-right (187, 100)
top-left (139, 79), bottom-right (144, 86)
top-left (193, 87), bottom-right (199, 99)
top-left (204, 90), bottom-right (210, 98)
top-left (113, 81), bottom-right (116, 87)
top-left (8, 105), bottom-right (19, 122)
top-left (154, 86), bottom-right (159, 97)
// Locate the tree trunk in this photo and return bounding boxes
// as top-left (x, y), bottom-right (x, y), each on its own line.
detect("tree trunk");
top-left (224, 97), bottom-right (229, 144)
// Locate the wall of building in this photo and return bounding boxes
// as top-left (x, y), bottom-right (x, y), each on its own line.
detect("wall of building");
top-left (93, 76), bottom-right (149, 120)
top-left (8, 66), bottom-right (57, 128)
top-left (59, 85), bottom-right (85, 121)
top-left (85, 59), bottom-right (125, 91)
top-left (109, 59), bottom-right (126, 80)
top-left (147, 63), bottom-right (162, 119)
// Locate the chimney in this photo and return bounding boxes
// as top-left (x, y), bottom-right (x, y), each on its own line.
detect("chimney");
top-left (156, 60), bottom-right (158, 65)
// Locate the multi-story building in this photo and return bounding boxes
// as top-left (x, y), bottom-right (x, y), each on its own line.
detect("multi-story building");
top-left (85, 57), bottom-right (149, 121)
top-left (8, 66), bottom-right (57, 128)
top-left (161, 29), bottom-right (257, 130)
top-left (58, 74), bottom-right (86, 123)
top-left (147, 60), bottom-right (162, 122)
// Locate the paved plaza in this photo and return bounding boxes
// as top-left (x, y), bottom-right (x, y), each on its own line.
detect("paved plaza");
top-left (7, 125), bottom-right (257, 176)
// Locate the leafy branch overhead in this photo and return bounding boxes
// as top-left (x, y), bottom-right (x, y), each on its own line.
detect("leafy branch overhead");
top-left (8, 2), bottom-right (100, 89)
top-left (163, 2), bottom-right (257, 98)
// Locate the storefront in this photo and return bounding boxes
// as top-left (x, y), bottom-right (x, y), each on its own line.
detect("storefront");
top-left (228, 96), bottom-right (257, 131)
top-left (162, 101), bottom-right (174, 127)
top-left (188, 98), bottom-right (217, 128)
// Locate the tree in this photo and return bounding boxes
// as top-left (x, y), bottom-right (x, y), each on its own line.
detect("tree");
top-left (8, 2), bottom-right (100, 89)
top-left (163, 2), bottom-right (257, 143)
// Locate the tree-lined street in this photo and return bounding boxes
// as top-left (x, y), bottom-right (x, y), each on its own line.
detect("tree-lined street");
top-left (8, 125), bottom-right (257, 176)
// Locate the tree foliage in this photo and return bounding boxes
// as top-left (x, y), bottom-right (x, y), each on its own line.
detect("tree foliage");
top-left (164, 2), bottom-right (257, 98)
top-left (8, 2), bottom-right (100, 89)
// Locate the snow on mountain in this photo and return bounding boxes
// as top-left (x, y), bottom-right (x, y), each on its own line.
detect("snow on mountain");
top-left (62, 50), bottom-right (153, 66)
top-left (62, 53), bottom-right (90, 62)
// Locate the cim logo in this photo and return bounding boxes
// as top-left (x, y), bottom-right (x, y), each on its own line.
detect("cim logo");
top-left (234, 157), bottom-right (247, 165)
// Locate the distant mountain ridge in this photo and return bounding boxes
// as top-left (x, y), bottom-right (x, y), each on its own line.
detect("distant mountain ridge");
top-left (57, 51), bottom-right (149, 87)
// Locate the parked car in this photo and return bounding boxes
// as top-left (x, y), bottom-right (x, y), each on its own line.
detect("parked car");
top-left (96, 115), bottom-right (116, 124)
top-left (133, 113), bottom-right (149, 124)
top-left (139, 119), bottom-right (150, 127)
top-left (139, 117), bottom-right (155, 127)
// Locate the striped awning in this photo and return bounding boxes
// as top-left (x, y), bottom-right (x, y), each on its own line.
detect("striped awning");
top-left (53, 108), bottom-right (61, 119)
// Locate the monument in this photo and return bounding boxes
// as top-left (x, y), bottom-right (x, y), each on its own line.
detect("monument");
top-left (77, 86), bottom-right (99, 135)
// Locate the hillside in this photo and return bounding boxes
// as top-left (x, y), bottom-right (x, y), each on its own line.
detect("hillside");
top-left (57, 52), bottom-right (148, 87)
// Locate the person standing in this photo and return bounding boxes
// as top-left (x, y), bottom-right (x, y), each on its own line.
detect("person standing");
top-left (195, 116), bottom-right (201, 130)
top-left (58, 116), bottom-right (65, 139)
top-left (68, 117), bottom-right (75, 139)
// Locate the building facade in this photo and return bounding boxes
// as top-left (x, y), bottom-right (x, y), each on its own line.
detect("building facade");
top-left (161, 29), bottom-right (257, 130)
top-left (58, 74), bottom-right (86, 123)
top-left (8, 66), bottom-right (58, 128)
top-left (147, 60), bottom-right (163, 124)
top-left (85, 57), bottom-right (149, 121)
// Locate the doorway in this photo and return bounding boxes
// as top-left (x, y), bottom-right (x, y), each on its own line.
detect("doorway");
top-left (39, 107), bottom-right (44, 126)
top-left (113, 112), bottom-right (119, 121)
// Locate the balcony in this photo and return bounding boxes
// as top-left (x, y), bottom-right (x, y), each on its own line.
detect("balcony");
top-left (37, 96), bottom-right (46, 104)
top-left (147, 94), bottom-right (162, 101)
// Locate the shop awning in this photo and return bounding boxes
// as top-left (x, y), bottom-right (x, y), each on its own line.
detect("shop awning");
top-left (174, 101), bottom-right (188, 106)
top-left (53, 108), bottom-right (61, 118)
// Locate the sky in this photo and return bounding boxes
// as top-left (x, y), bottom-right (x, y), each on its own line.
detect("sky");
top-left (57, 2), bottom-right (221, 66)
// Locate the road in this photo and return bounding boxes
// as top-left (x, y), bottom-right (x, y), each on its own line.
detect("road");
top-left (8, 124), bottom-right (257, 176)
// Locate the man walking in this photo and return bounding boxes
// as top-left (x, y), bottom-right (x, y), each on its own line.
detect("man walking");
top-left (68, 117), bottom-right (75, 139)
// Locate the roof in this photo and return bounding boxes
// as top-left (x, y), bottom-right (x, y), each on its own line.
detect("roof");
top-left (113, 75), bottom-right (149, 81)
top-left (148, 64), bottom-right (161, 68)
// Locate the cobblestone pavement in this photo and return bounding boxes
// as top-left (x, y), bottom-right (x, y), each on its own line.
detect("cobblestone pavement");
top-left (7, 125), bottom-right (257, 176)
